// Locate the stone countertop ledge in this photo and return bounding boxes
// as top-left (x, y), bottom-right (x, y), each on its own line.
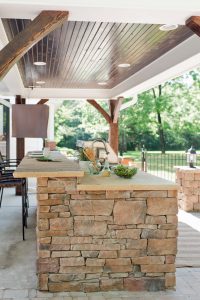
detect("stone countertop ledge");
top-left (174, 166), bottom-right (200, 172)
top-left (77, 171), bottom-right (177, 191)
top-left (14, 154), bottom-right (84, 178)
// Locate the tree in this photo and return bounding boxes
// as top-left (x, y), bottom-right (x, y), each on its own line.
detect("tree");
top-left (55, 68), bottom-right (200, 153)
top-left (55, 100), bottom-right (108, 149)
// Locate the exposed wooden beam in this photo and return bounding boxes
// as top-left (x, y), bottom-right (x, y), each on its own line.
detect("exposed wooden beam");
top-left (87, 99), bottom-right (112, 123)
top-left (0, 10), bottom-right (69, 79)
top-left (186, 16), bottom-right (200, 37)
top-left (113, 97), bottom-right (123, 123)
top-left (87, 98), bottom-right (122, 155)
top-left (37, 99), bottom-right (49, 105)
top-left (109, 99), bottom-right (116, 121)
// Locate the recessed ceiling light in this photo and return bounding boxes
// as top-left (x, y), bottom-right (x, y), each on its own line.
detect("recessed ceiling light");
top-left (159, 24), bottom-right (178, 31)
top-left (118, 63), bottom-right (131, 68)
top-left (36, 81), bottom-right (46, 85)
top-left (97, 82), bottom-right (107, 86)
top-left (33, 61), bottom-right (46, 66)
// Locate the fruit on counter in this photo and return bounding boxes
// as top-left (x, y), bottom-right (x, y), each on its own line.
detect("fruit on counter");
top-left (114, 164), bottom-right (137, 178)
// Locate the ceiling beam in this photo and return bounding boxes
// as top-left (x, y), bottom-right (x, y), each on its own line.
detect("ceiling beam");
top-left (37, 99), bottom-right (49, 105)
top-left (87, 99), bottom-right (112, 123)
top-left (186, 16), bottom-right (200, 37)
top-left (112, 97), bottom-right (123, 123)
top-left (0, 10), bottom-right (69, 80)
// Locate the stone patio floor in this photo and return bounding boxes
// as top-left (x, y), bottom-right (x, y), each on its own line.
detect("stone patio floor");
top-left (0, 182), bottom-right (200, 300)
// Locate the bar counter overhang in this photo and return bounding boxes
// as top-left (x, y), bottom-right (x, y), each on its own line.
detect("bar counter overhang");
top-left (14, 155), bottom-right (178, 292)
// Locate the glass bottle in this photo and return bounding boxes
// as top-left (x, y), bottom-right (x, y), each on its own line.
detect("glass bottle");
top-left (100, 159), bottom-right (111, 177)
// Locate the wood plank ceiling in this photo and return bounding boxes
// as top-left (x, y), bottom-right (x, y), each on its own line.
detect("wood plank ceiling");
top-left (2, 19), bottom-right (193, 89)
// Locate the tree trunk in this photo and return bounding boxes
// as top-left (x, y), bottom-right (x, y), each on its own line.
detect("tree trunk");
top-left (109, 122), bottom-right (118, 155)
top-left (156, 110), bottom-right (165, 154)
top-left (152, 86), bottom-right (166, 154)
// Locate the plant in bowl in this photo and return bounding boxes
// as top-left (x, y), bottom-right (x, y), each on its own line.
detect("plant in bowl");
top-left (114, 164), bottom-right (137, 179)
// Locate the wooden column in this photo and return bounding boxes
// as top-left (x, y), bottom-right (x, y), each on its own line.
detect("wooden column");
top-left (87, 98), bottom-right (123, 155)
top-left (186, 16), bottom-right (200, 37)
top-left (15, 95), bottom-right (25, 195)
top-left (109, 122), bottom-right (119, 155)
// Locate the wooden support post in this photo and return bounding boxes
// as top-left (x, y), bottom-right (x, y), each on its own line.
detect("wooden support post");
top-left (109, 122), bottom-right (119, 155)
top-left (37, 99), bottom-right (49, 105)
top-left (87, 98), bottom-right (123, 156)
top-left (15, 95), bottom-right (25, 195)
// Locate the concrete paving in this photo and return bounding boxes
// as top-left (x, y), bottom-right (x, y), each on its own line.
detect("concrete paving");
top-left (0, 184), bottom-right (200, 299)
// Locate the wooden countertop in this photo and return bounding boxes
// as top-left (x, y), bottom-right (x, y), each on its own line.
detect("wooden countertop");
top-left (77, 171), bottom-right (178, 191)
top-left (14, 153), bottom-right (84, 178)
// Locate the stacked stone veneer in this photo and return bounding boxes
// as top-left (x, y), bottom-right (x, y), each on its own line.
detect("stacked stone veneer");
top-left (176, 169), bottom-right (200, 211)
top-left (37, 177), bottom-right (177, 292)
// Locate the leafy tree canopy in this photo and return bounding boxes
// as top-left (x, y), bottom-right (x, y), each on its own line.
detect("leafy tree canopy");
top-left (55, 68), bottom-right (200, 152)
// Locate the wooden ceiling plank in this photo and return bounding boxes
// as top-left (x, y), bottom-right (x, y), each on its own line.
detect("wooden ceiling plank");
top-left (65, 22), bottom-right (95, 87)
top-left (97, 25), bottom-right (188, 87)
top-left (91, 24), bottom-right (156, 84)
top-left (3, 18), bottom-right (192, 89)
top-left (58, 21), bottom-right (83, 86)
top-left (186, 16), bottom-right (200, 37)
top-left (80, 23), bottom-right (154, 85)
top-left (117, 26), bottom-right (192, 86)
top-left (0, 10), bottom-right (69, 79)
top-left (69, 22), bottom-right (114, 87)
top-left (52, 21), bottom-right (71, 85)
top-left (73, 23), bottom-right (124, 86)
top-left (65, 22), bottom-right (98, 86)
top-left (68, 22), bottom-right (107, 88)
top-left (57, 21), bottom-right (78, 86)
top-left (97, 25), bottom-right (162, 85)
top-left (48, 27), bottom-right (63, 87)
top-left (79, 23), bottom-right (145, 83)
top-left (87, 99), bottom-right (111, 123)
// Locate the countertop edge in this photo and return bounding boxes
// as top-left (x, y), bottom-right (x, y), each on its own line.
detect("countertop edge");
top-left (14, 170), bottom-right (85, 178)
top-left (77, 183), bottom-right (178, 191)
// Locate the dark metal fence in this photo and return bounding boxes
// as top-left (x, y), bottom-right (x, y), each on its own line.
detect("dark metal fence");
top-left (142, 152), bottom-right (200, 182)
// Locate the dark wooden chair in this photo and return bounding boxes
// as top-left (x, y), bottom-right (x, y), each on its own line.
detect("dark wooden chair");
top-left (0, 157), bottom-right (28, 240)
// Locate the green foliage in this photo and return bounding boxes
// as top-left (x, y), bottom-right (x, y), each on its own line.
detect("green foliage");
top-left (55, 100), bottom-right (108, 149)
top-left (114, 165), bottom-right (137, 178)
top-left (119, 68), bottom-right (200, 152)
top-left (55, 68), bottom-right (200, 152)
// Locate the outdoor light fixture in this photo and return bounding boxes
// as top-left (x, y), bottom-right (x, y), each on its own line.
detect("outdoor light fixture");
top-left (159, 24), bottom-right (178, 31)
top-left (33, 61), bottom-right (46, 66)
top-left (118, 63), bottom-right (131, 68)
top-left (186, 146), bottom-right (197, 168)
top-left (36, 81), bottom-right (46, 85)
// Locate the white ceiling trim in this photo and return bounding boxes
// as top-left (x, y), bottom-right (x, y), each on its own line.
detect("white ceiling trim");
top-left (0, 0), bottom-right (199, 24)
top-left (22, 88), bottom-right (110, 100)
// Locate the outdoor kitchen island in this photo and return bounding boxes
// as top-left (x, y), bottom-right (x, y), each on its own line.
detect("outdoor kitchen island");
top-left (14, 156), bottom-right (178, 293)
